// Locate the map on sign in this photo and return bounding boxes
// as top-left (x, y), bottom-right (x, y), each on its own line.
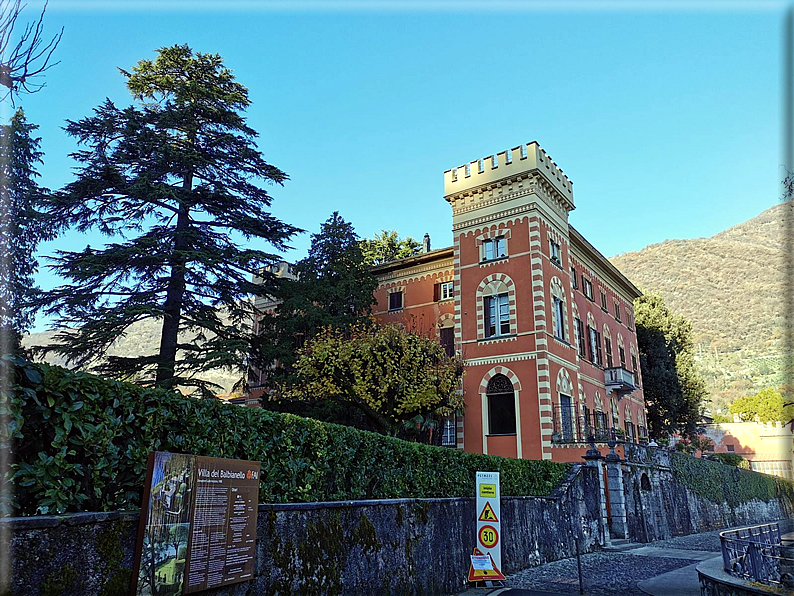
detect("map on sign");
top-left (131, 452), bottom-right (260, 596)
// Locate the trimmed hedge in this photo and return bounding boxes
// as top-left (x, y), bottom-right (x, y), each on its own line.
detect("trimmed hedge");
top-left (670, 452), bottom-right (794, 508)
top-left (4, 357), bottom-right (569, 516)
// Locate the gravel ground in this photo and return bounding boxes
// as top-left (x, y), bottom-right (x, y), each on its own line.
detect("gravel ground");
top-left (505, 552), bottom-right (697, 596)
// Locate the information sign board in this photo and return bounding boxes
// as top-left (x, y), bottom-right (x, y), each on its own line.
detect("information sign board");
top-left (475, 471), bottom-right (502, 573)
top-left (131, 452), bottom-right (260, 595)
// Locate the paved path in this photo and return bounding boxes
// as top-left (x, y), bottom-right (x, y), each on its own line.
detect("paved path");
top-left (454, 521), bottom-right (794, 596)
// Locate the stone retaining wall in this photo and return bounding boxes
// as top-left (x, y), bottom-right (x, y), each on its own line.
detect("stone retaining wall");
top-left (618, 446), bottom-right (794, 543)
top-left (7, 451), bottom-right (794, 595)
top-left (5, 465), bottom-right (601, 596)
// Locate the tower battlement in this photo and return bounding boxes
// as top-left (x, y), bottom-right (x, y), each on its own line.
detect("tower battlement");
top-left (444, 142), bottom-right (574, 208)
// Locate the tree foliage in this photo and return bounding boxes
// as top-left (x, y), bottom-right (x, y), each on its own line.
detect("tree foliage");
top-left (635, 292), bottom-right (708, 439)
top-left (282, 323), bottom-right (464, 436)
top-left (729, 387), bottom-right (794, 423)
top-left (0, 108), bottom-right (52, 350)
top-left (255, 212), bottom-right (377, 374)
top-left (360, 229), bottom-right (422, 266)
top-left (39, 45), bottom-right (298, 393)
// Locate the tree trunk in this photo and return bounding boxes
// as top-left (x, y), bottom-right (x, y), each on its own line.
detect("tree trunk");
top-left (156, 171), bottom-right (192, 389)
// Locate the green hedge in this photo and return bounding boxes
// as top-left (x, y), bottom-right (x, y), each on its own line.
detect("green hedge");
top-left (670, 452), bottom-right (794, 508)
top-left (3, 357), bottom-right (569, 516)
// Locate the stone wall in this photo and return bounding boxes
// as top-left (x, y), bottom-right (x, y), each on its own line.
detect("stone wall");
top-left (5, 465), bottom-right (601, 596)
top-left (619, 444), bottom-right (794, 543)
top-left (6, 451), bottom-right (793, 595)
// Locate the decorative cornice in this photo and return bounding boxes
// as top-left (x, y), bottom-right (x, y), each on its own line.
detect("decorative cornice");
top-left (375, 258), bottom-right (454, 284)
top-left (448, 172), bottom-right (573, 221)
top-left (463, 351), bottom-right (538, 367)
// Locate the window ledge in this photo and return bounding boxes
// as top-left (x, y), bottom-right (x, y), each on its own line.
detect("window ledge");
top-left (479, 334), bottom-right (517, 344)
top-left (486, 433), bottom-right (517, 437)
top-left (480, 256), bottom-right (509, 266)
top-left (550, 258), bottom-right (564, 270)
top-left (388, 308), bottom-right (403, 313)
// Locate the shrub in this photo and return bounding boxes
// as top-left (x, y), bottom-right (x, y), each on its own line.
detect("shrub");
top-left (713, 452), bottom-right (750, 469)
top-left (3, 357), bottom-right (570, 515)
top-left (670, 452), bottom-right (794, 508)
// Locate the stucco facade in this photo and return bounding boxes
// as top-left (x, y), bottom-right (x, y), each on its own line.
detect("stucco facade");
top-left (701, 421), bottom-right (794, 479)
top-left (371, 142), bottom-right (646, 463)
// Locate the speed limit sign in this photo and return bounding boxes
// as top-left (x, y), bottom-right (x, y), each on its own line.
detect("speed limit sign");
top-left (475, 471), bottom-right (502, 572)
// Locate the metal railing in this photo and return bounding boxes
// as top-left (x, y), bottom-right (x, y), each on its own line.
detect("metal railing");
top-left (720, 523), bottom-right (794, 587)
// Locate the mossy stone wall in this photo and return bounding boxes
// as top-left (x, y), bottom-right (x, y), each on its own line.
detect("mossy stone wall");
top-left (5, 466), bottom-right (599, 596)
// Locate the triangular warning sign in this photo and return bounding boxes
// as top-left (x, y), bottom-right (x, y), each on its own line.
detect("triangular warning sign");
top-left (467, 547), bottom-right (506, 582)
top-left (478, 502), bottom-right (499, 522)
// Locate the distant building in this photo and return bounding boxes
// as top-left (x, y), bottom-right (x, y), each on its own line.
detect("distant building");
top-left (701, 421), bottom-right (794, 479)
top-left (369, 142), bottom-right (646, 463)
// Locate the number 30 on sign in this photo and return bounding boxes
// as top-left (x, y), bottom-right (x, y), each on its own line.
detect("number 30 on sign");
top-left (478, 525), bottom-right (498, 548)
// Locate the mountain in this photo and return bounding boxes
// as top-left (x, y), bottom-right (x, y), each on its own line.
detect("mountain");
top-left (23, 318), bottom-right (242, 394)
top-left (609, 202), bottom-right (790, 411)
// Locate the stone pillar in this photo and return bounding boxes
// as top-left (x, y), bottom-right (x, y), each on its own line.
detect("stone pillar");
top-left (604, 440), bottom-right (629, 540)
top-left (583, 441), bottom-right (610, 547)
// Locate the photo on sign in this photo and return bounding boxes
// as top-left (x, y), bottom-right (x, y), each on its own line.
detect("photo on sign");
top-left (136, 452), bottom-right (196, 596)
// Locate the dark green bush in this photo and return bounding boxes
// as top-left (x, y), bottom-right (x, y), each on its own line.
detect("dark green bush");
top-left (670, 452), bottom-right (794, 508)
top-left (712, 452), bottom-right (750, 469)
top-left (3, 357), bottom-right (569, 515)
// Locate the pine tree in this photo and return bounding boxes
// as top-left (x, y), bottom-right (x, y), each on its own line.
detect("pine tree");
top-left (360, 229), bottom-right (421, 266)
top-left (40, 45), bottom-right (299, 393)
top-left (0, 108), bottom-right (52, 352)
top-left (255, 212), bottom-right (377, 376)
top-left (635, 292), bottom-right (708, 438)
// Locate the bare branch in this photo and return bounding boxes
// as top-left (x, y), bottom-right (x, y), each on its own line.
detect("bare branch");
top-left (0, 0), bottom-right (63, 103)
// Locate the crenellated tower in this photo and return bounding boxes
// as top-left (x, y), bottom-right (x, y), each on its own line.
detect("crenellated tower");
top-left (445, 142), bottom-right (579, 461)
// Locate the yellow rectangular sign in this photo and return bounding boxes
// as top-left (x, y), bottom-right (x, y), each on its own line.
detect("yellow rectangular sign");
top-left (479, 483), bottom-right (496, 498)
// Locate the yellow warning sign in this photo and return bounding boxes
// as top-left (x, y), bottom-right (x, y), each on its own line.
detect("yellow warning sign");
top-left (467, 548), bottom-right (506, 582)
top-left (478, 502), bottom-right (499, 522)
top-left (479, 483), bottom-right (496, 498)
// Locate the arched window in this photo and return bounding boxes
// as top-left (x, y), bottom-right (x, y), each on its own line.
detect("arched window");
top-left (603, 324), bottom-right (613, 368)
top-left (550, 276), bottom-right (568, 342)
top-left (487, 374), bottom-right (516, 435)
top-left (477, 275), bottom-right (516, 339)
top-left (594, 392), bottom-right (607, 438)
top-left (611, 396), bottom-right (620, 430)
top-left (624, 405), bottom-right (634, 441)
top-left (438, 314), bottom-right (455, 357)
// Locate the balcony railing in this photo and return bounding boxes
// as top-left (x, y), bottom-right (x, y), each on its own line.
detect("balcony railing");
top-left (551, 408), bottom-right (649, 445)
top-left (604, 366), bottom-right (636, 395)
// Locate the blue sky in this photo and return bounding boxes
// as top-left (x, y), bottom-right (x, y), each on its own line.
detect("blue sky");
top-left (10, 1), bottom-right (786, 330)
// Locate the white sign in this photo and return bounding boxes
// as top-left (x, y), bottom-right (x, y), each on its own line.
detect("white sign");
top-left (470, 555), bottom-right (493, 571)
top-left (475, 471), bottom-right (502, 571)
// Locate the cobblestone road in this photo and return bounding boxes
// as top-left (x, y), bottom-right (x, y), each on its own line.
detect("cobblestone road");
top-left (504, 551), bottom-right (696, 596)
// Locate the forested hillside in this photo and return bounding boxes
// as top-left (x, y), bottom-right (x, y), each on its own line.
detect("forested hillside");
top-left (610, 202), bottom-right (789, 411)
